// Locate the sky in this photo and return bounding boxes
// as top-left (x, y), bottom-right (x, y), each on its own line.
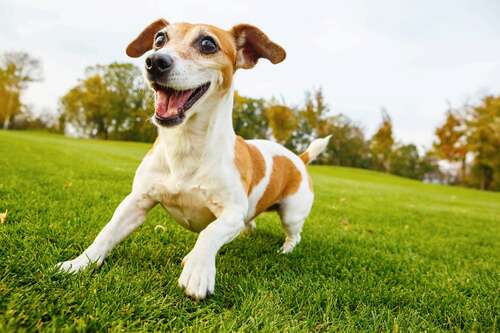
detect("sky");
top-left (1, 0), bottom-right (500, 148)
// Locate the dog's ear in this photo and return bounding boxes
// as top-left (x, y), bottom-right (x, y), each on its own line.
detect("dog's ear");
top-left (126, 18), bottom-right (169, 58)
top-left (231, 24), bottom-right (286, 69)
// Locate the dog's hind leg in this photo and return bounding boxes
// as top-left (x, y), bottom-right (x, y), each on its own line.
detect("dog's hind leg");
top-left (56, 193), bottom-right (156, 273)
top-left (277, 191), bottom-right (313, 254)
top-left (243, 219), bottom-right (256, 234)
top-left (279, 220), bottom-right (304, 254)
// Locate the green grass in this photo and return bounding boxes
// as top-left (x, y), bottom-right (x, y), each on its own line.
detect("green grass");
top-left (0, 130), bottom-right (499, 332)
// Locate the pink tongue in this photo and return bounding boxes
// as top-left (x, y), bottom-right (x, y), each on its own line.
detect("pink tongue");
top-left (155, 89), bottom-right (193, 118)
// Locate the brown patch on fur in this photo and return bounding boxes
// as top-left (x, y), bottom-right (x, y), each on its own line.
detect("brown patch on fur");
top-left (299, 151), bottom-right (310, 164)
top-left (207, 26), bottom-right (237, 90)
top-left (171, 22), bottom-right (193, 35)
top-left (161, 23), bottom-right (237, 91)
top-left (231, 24), bottom-right (286, 69)
top-left (234, 136), bottom-right (266, 195)
top-left (126, 18), bottom-right (169, 57)
top-left (255, 155), bottom-right (302, 215)
top-left (162, 23), bottom-right (196, 60)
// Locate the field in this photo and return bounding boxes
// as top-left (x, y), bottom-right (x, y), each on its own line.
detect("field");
top-left (0, 130), bottom-right (499, 332)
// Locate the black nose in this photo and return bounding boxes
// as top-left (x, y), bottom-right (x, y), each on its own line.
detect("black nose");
top-left (145, 53), bottom-right (173, 76)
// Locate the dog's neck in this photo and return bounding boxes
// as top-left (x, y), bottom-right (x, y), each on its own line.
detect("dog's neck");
top-left (157, 85), bottom-right (236, 172)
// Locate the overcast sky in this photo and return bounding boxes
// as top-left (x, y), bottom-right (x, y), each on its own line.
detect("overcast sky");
top-left (1, 0), bottom-right (500, 147)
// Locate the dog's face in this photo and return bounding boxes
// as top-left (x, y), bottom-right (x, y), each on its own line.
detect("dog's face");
top-left (126, 19), bottom-right (286, 127)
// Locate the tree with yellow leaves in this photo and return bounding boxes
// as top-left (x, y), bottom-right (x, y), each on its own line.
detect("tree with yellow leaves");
top-left (432, 109), bottom-right (468, 182)
top-left (0, 52), bottom-right (42, 129)
top-left (466, 95), bottom-right (500, 190)
top-left (370, 110), bottom-right (394, 172)
top-left (265, 104), bottom-right (297, 144)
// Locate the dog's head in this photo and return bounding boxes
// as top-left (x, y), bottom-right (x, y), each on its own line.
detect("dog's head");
top-left (126, 19), bottom-right (286, 127)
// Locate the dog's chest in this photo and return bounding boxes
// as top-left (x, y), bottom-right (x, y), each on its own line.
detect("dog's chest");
top-left (155, 177), bottom-right (220, 233)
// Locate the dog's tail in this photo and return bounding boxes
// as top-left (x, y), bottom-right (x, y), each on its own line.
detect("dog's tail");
top-left (299, 135), bottom-right (332, 165)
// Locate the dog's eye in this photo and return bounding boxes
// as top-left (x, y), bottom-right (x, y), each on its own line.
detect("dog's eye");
top-left (199, 36), bottom-right (218, 54)
top-left (154, 32), bottom-right (167, 49)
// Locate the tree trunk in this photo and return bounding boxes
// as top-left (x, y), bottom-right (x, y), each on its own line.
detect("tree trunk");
top-left (3, 115), bottom-right (11, 129)
top-left (483, 168), bottom-right (493, 191)
top-left (3, 93), bottom-right (13, 129)
top-left (480, 167), bottom-right (493, 191)
top-left (460, 158), bottom-right (467, 184)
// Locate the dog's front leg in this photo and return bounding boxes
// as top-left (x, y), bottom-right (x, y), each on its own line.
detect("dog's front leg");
top-left (56, 193), bottom-right (156, 273)
top-left (179, 208), bottom-right (245, 300)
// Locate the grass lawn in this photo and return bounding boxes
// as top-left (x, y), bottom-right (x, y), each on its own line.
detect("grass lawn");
top-left (0, 130), bottom-right (499, 332)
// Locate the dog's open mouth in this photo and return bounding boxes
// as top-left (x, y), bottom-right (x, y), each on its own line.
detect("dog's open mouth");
top-left (153, 82), bottom-right (210, 127)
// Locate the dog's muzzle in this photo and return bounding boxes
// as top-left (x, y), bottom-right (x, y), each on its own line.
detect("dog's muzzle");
top-left (145, 53), bottom-right (174, 78)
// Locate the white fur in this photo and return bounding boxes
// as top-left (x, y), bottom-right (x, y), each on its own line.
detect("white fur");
top-left (303, 135), bottom-right (332, 163)
top-left (57, 26), bottom-right (326, 300)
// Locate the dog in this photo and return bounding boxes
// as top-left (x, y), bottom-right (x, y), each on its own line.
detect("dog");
top-left (57, 18), bottom-right (331, 300)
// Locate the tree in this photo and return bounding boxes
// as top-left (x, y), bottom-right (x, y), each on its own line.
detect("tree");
top-left (61, 75), bottom-right (111, 138)
top-left (370, 109), bottom-right (394, 171)
top-left (232, 91), bottom-right (268, 139)
top-left (265, 104), bottom-right (297, 144)
top-left (432, 109), bottom-right (467, 182)
top-left (0, 52), bottom-right (43, 129)
top-left (9, 107), bottom-right (60, 131)
top-left (285, 88), bottom-right (372, 168)
top-left (60, 63), bottom-right (156, 141)
top-left (287, 88), bottom-right (331, 153)
top-left (318, 114), bottom-right (370, 167)
top-left (302, 88), bottom-right (329, 130)
top-left (389, 144), bottom-right (438, 180)
top-left (466, 95), bottom-right (500, 191)
top-left (286, 94), bottom-right (315, 153)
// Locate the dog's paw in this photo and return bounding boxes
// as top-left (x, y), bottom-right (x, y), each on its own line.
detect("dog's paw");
top-left (243, 220), bottom-right (256, 235)
top-left (278, 235), bottom-right (301, 254)
top-left (178, 253), bottom-right (215, 300)
top-left (55, 255), bottom-right (94, 273)
top-left (278, 244), bottom-right (294, 254)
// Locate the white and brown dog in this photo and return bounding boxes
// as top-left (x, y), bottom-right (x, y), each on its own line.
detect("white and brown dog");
top-left (57, 18), bottom-right (331, 300)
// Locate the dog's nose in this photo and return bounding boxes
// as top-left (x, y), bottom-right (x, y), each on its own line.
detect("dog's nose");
top-left (145, 54), bottom-right (174, 76)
